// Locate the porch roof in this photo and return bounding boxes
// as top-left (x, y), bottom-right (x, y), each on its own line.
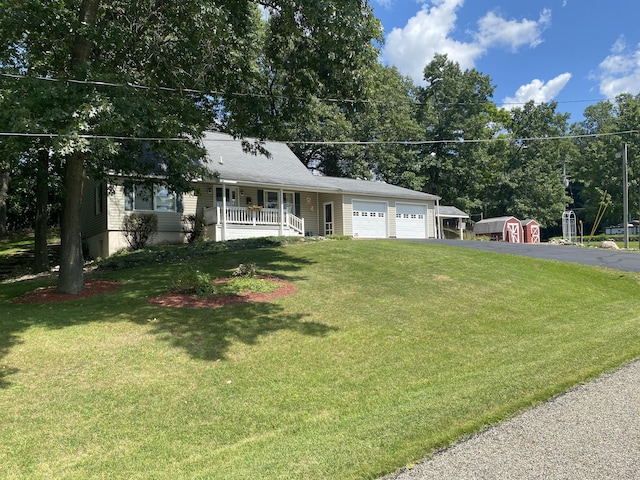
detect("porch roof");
top-left (201, 132), bottom-right (439, 202)
top-left (437, 206), bottom-right (470, 218)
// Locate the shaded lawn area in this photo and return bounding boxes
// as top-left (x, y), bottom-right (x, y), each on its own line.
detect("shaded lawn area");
top-left (1, 240), bottom-right (640, 479)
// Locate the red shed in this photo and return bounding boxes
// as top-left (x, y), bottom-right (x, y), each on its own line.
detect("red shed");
top-left (521, 219), bottom-right (540, 244)
top-left (473, 216), bottom-right (523, 243)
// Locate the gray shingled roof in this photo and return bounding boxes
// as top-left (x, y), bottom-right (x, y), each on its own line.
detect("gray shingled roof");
top-left (201, 131), bottom-right (318, 189)
top-left (313, 176), bottom-right (439, 201)
top-left (438, 206), bottom-right (469, 218)
top-left (201, 132), bottom-right (440, 201)
top-left (474, 216), bottom-right (519, 234)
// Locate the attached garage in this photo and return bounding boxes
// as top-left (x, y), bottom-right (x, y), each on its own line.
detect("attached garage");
top-left (352, 200), bottom-right (387, 238)
top-left (396, 203), bottom-right (427, 239)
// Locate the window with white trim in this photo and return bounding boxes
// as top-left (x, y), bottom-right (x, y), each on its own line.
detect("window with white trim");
top-left (125, 184), bottom-right (177, 212)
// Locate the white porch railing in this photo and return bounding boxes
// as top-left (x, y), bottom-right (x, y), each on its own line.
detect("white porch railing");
top-left (203, 206), bottom-right (304, 235)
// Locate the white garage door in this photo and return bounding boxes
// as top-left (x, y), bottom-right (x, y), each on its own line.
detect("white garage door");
top-left (396, 203), bottom-right (427, 239)
top-left (352, 201), bottom-right (387, 238)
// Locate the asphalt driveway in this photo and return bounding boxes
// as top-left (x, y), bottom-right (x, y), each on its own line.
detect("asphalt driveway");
top-left (417, 239), bottom-right (640, 272)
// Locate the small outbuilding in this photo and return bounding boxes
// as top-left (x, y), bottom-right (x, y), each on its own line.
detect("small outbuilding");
top-left (437, 206), bottom-right (470, 240)
top-left (521, 219), bottom-right (540, 243)
top-left (473, 216), bottom-right (523, 243)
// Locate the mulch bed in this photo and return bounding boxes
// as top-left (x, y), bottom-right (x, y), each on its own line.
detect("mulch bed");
top-left (14, 278), bottom-right (122, 304)
top-left (147, 276), bottom-right (297, 308)
top-left (14, 276), bottom-right (297, 307)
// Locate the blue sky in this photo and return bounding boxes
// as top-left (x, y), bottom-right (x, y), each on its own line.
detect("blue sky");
top-left (371, 0), bottom-right (640, 123)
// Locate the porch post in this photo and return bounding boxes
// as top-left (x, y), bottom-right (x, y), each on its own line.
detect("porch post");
top-left (221, 183), bottom-right (227, 241)
top-left (435, 199), bottom-right (441, 239)
top-left (279, 188), bottom-right (284, 236)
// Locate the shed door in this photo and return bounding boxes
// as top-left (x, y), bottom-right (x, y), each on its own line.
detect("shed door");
top-left (506, 222), bottom-right (521, 243)
top-left (530, 224), bottom-right (540, 243)
top-left (352, 201), bottom-right (387, 238)
top-left (396, 204), bottom-right (427, 239)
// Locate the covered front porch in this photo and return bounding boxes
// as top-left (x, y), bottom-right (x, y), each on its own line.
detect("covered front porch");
top-left (203, 204), bottom-right (305, 242)
top-left (196, 179), bottom-right (314, 241)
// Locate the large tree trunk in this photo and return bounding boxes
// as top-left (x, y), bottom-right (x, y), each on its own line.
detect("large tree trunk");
top-left (57, 0), bottom-right (101, 293)
top-left (33, 149), bottom-right (50, 273)
top-left (0, 170), bottom-right (8, 237)
top-left (57, 152), bottom-right (85, 293)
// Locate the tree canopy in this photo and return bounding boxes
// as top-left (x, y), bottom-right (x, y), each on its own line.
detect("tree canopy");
top-left (0, 0), bottom-right (383, 292)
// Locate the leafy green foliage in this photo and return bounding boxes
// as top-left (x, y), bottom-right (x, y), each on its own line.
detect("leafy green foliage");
top-left (0, 0), bottom-right (383, 292)
top-left (572, 93), bottom-right (640, 230)
top-left (122, 213), bottom-right (158, 250)
top-left (232, 262), bottom-right (256, 278)
top-left (486, 101), bottom-right (575, 226)
top-left (184, 213), bottom-right (206, 244)
top-left (173, 265), bottom-right (275, 297)
top-left (172, 269), bottom-right (216, 297)
top-left (414, 54), bottom-right (500, 213)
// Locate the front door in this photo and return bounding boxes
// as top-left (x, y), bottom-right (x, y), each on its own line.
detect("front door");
top-left (216, 187), bottom-right (238, 206)
top-left (283, 192), bottom-right (295, 213)
top-left (324, 203), bottom-right (334, 235)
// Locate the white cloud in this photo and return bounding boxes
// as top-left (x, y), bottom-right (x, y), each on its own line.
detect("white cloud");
top-left (596, 36), bottom-right (640, 97)
top-left (382, 0), bottom-right (479, 82)
top-left (502, 73), bottom-right (572, 110)
top-left (381, 1), bottom-right (551, 85)
top-left (476, 9), bottom-right (551, 51)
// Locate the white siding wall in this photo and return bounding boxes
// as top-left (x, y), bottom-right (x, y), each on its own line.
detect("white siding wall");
top-left (318, 193), bottom-right (344, 236)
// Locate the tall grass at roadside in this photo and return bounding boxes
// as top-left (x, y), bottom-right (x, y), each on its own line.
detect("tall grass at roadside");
top-left (1, 240), bottom-right (640, 479)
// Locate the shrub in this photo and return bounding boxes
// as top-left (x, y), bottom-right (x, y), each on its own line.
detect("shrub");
top-left (184, 214), bottom-right (207, 244)
top-left (173, 270), bottom-right (216, 297)
top-left (123, 213), bottom-right (158, 250)
top-left (232, 262), bottom-right (256, 278)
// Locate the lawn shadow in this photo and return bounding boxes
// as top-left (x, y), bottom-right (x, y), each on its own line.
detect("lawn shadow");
top-left (0, 244), bottom-right (323, 386)
top-left (143, 302), bottom-right (336, 361)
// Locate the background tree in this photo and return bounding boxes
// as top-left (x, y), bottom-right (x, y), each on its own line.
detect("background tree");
top-left (415, 54), bottom-right (500, 214)
top-left (571, 94), bottom-right (640, 230)
top-left (352, 65), bottom-right (423, 188)
top-left (486, 101), bottom-right (574, 227)
top-left (285, 64), bottom-right (421, 182)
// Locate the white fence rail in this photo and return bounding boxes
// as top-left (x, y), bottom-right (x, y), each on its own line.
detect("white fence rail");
top-left (203, 206), bottom-right (304, 235)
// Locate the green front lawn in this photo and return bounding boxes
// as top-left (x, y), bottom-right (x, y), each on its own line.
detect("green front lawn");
top-left (2, 240), bottom-right (640, 479)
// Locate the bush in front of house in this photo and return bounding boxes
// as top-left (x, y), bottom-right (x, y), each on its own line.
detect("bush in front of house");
top-left (123, 213), bottom-right (158, 251)
top-left (184, 214), bottom-right (207, 244)
top-left (173, 269), bottom-right (217, 297)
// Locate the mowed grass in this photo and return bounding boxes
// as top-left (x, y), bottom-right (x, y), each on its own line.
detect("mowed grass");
top-left (2, 240), bottom-right (640, 479)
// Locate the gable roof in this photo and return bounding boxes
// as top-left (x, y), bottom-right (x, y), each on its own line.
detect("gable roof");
top-left (202, 131), bottom-right (317, 188)
top-left (201, 131), bottom-right (439, 201)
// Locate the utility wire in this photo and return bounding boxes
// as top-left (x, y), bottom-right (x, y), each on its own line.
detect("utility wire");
top-left (1, 129), bottom-right (638, 144)
top-left (0, 71), bottom-right (622, 109)
top-left (0, 132), bottom-right (189, 142)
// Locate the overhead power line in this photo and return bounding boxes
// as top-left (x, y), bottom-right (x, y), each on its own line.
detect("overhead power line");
top-left (1, 129), bottom-right (638, 144)
top-left (0, 71), bottom-right (622, 109)
top-left (0, 132), bottom-right (189, 142)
